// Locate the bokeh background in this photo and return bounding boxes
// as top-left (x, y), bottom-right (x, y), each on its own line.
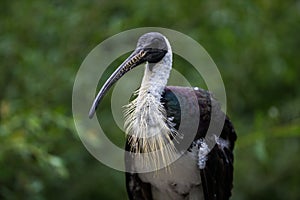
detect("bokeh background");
top-left (1, 0), bottom-right (300, 199)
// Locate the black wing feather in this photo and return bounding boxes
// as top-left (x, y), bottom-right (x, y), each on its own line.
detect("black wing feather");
top-left (125, 141), bottom-right (153, 200)
top-left (192, 87), bottom-right (236, 200)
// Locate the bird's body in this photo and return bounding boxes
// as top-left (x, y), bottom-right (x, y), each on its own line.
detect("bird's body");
top-left (125, 86), bottom-right (236, 200)
top-left (89, 32), bottom-right (237, 200)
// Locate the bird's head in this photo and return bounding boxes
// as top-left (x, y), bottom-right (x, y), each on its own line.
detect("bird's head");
top-left (89, 32), bottom-right (171, 118)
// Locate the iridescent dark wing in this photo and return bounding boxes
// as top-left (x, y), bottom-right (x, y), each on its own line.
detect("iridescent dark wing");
top-left (163, 86), bottom-right (237, 200)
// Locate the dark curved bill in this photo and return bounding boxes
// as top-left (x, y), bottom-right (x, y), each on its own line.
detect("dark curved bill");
top-left (89, 49), bottom-right (147, 118)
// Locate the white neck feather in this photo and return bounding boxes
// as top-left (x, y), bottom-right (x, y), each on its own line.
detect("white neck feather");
top-left (125, 36), bottom-right (172, 132)
top-left (124, 38), bottom-right (177, 169)
top-left (124, 48), bottom-right (172, 136)
top-left (139, 48), bottom-right (172, 100)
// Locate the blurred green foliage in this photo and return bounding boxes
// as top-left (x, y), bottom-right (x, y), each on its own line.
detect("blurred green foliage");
top-left (1, 0), bottom-right (300, 199)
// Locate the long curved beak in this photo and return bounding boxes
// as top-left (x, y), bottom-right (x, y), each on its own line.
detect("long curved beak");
top-left (89, 49), bottom-right (147, 118)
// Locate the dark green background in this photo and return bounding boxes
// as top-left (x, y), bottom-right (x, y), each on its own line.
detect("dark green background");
top-left (1, 0), bottom-right (299, 199)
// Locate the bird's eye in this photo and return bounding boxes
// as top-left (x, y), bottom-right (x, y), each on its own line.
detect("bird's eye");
top-left (145, 48), bottom-right (167, 63)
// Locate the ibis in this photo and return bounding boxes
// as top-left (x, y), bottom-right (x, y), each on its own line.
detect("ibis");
top-left (89, 32), bottom-right (237, 200)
